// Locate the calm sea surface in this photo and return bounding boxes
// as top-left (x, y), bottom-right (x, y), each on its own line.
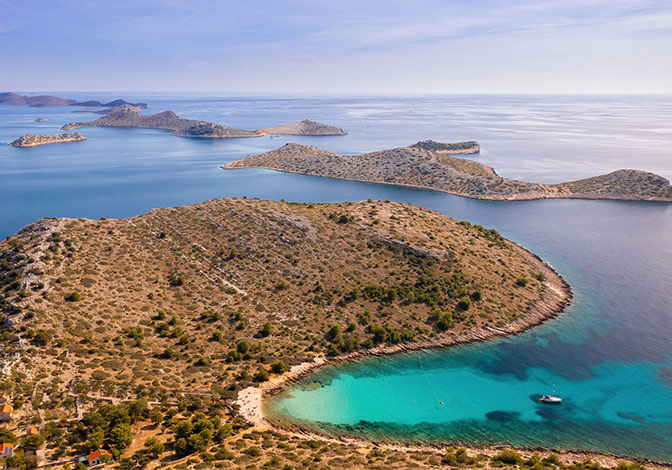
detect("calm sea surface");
top-left (1, 94), bottom-right (671, 461)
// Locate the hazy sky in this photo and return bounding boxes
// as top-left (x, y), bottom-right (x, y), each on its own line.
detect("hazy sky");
top-left (1, 0), bottom-right (671, 94)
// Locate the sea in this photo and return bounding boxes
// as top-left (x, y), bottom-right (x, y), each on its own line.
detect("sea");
top-left (1, 94), bottom-right (671, 462)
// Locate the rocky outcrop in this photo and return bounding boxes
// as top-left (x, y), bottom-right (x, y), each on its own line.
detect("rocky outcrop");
top-left (259, 120), bottom-right (347, 136)
top-left (410, 139), bottom-right (480, 154)
top-left (224, 142), bottom-right (672, 202)
top-left (62, 107), bottom-right (347, 139)
top-left (9, 133), bottom-right (86, 147)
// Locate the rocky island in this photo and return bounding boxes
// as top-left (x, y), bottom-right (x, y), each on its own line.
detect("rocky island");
top-left (224, 142), bottom-right (672, 202)
top-left (2, 198), bottom-right (662, 469)
top-left (258, 119), bottom-right (347, 135)
top-left (0, 92), bottom-right (77, 107)
top-left (62, 105), bottom-right (347, 138)
top-left (9, 133), bottom-right (86, 147)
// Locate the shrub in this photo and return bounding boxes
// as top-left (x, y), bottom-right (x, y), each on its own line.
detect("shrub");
top-left (64, 291), bottom-right (81, 302)
top-left (457, 296), bottom-right (471, 311)
top-left (270, 360), bottom-right (288, 374)
top-left (259, 322), bottom-right (272, 338)
top-left (253, 369), bottom-right (270, 382)
top-left (212, 330), bottom-right (223, 341)
top-left (33, 330), bottom-right (53, 346)
top-left (491, 449), bottom-right (523, 465)
top-left (516, 277), bottom-right (528, 287)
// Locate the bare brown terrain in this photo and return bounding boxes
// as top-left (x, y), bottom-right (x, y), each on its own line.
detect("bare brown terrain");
top-left (224, 142), bottom-right (672, 202)
top-left (62, 106), bottom-right (347, 139)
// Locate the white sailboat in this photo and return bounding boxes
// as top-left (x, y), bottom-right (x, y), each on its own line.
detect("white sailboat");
top-left (539, 385), bottom-right (563, 404)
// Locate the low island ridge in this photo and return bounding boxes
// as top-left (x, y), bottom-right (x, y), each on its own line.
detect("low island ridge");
top-left (9, 133), bottom-right (86, 147)
top-left (62, 106), bottom-right (347, 138)
top-left (223, 142), bottom-right (672, 202)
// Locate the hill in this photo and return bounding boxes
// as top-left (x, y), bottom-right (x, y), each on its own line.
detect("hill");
top-left (224, 142), bottom-right (672, 202)
top-left (62, 107), bottom-right (346, 138)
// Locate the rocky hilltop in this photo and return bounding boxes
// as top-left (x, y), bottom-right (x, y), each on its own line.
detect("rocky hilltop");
top-left (9, 133), bottom-right (86, 147)
top-left (62, 106), bottom-right (347, 138)
top-left (224, 142), bottom-right (672, 202)
top-left (259, 119), bottom-right (347, 135)
top-left (0, 196), bottom-right (566, 411)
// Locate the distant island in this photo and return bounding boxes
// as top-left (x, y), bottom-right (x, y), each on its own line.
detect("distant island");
top-left (0, 92), bottom-right (77, 107)
top-left (62, 105), bottom-right (347, 138)
top-left (9, 133), bottom-right (86, 147)
top-left (224, 142), bottom-right (672, 202)
top-left (34, 118), bottom-right (49, 122)
top-left (0, 92), bottom-right (147, 108)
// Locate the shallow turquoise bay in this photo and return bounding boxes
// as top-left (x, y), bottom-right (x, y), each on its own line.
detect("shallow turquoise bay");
top-left (1, 94), bottom-right (671, 461)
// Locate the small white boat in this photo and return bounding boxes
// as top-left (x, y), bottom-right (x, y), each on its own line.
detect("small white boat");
top-left (539, 395), bottom-right (562, 404)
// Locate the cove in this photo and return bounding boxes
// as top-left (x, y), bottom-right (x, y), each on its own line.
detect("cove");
top-left (264, 195), bottom-right (672, 463)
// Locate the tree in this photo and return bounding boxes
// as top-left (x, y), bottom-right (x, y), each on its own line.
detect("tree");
top-left (75, 462), bottom-right (87, 470)
top-left (236, 339), bottom-right (250, 354)
top-left (150, 409), bottom-right (163, 426)
top-left (22, 433), bottom-right (45, 450)
top-left (144, 437), bottom-right (165, 458)
top-left (0, 429), bottom-right (17, 444)
top-left (85, 427), bottom-right (105, 452)
top-left (109, 423), bottom-right (132, 449)
top-left (172, 420), bottom-right (194, 440)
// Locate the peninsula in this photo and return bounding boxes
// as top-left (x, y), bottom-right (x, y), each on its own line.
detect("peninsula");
top-left (62, 105), bottom-right (347, 138)
top-left (0, 198), bottom-right (580, 469)
top-left (224, 142), bottom-right (672, 202)
top-left (9, 132), bottom-right (86, 147)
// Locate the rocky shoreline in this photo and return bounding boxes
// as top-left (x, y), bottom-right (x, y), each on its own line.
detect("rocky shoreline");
top-left (9, 133), bottom-right (86, 147)
top-left (232, 238), bottom-right (661, 464)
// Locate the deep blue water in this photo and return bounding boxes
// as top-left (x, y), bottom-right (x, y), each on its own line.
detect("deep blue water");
top-left (1, 94), bottom-right (671, 461)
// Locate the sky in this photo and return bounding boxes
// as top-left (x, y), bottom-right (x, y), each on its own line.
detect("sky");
top-left (1, 0), bottom-right (671, 94)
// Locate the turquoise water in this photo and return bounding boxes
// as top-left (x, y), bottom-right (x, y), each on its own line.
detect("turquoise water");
top-left (1, 94), bottom-right (671, 461)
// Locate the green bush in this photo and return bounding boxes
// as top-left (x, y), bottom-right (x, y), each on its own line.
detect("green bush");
top-left (64, 291), bottom-right (81, 302)
top-left (491, 449), bottom-right (523, 465)
top-left (270, 360), bottom-right (288, 374)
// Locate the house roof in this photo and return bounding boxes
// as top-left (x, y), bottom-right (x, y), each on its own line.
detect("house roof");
top-left (0, 393), bottom-right (9, 399)
top-left (28, 427), bottom-right (37, 435)
top-left (0, 404), bottom-right (12, 413)
top-left (87, 449), bottom-right (111, 462)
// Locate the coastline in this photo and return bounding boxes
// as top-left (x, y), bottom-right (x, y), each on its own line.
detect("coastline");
top-left (222, 166), bottom-right (672, 203)
top-left (236, 240), bottom-right (671, 467)
top-left (231, 239), bottom-right (672, 465)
